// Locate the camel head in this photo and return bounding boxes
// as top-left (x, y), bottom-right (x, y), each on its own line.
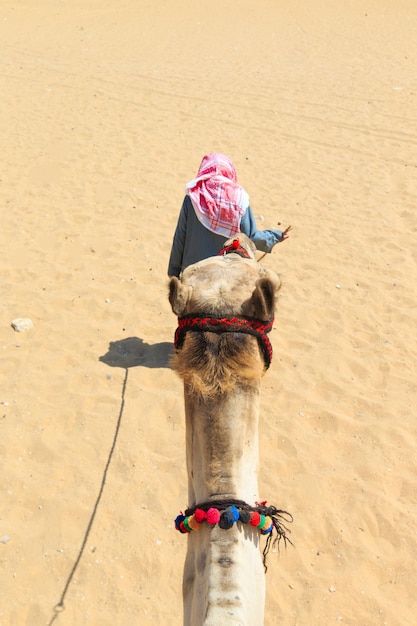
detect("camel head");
top-left (168, 241), bottom-right (281, 395)
top-left (169, 234), bottom-right (280, 319)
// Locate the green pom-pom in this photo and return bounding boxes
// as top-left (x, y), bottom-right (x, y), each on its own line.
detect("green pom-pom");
top-left (257, 514), bottom-right (266, 528)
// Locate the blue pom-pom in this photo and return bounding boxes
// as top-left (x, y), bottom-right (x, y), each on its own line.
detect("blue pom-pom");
top-left (175, 514), bottom-right (185, 530)
top-left (219, 510), bottom-right (234, 529)
top-left (229, 506), bottom-right (240, 522)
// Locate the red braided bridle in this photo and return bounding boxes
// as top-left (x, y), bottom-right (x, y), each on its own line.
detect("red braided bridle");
top-left (218, 237), bottom-right (251, 259)
top-left (174, 314), bottom-right (274, 369)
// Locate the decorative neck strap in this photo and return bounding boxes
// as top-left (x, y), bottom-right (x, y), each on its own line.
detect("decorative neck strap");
top-left (174, 314), bottom-right (274, 369)
top-left (174, 498), bottom-right (293, 572)
top-left (218, 237), bottom-right (251, 259)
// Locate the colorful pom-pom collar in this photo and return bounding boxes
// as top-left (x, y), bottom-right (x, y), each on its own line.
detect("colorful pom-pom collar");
top-left (174, 499), bottom-right (292, 571)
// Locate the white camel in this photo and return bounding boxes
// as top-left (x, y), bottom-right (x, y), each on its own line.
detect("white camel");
top-left (169, 235), bottom-right (291, 626)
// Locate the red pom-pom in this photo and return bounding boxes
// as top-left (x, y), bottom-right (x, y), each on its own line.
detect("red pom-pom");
top-left (232, 238), bottom-right (240, 249)
top-left (206, 508), bottom-right (221, 524)
top-left (194, 508), bottom-right (207, 523)
top-left (250, 511), bottom-right (261, 526)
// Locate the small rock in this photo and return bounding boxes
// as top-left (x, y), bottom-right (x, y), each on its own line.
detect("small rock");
top-left (1, 535), bottom-right (10, 544)
top-left (11, 318), bottom-right (33, 332)
top-left (329, 585), bottom-right (336, 593)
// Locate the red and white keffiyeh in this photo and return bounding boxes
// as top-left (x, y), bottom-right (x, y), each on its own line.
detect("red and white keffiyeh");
top-left (185, 153), bottom-right (249, 238)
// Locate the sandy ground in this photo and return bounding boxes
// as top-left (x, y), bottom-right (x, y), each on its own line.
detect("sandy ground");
top-left (1, 1), bottom-right (417, 624)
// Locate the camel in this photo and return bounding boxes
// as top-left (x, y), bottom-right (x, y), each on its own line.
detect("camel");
top-left (169, 234), bottom-right (291, 626)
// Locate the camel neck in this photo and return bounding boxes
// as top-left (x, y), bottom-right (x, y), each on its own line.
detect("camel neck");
top-left (184, 385), bottom-right (261, 507)
top-left (183, 524), bottom-right (265, 626)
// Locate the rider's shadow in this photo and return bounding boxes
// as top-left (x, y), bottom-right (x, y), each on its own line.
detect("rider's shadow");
top-left (99, 337), bottom-right (174, 369)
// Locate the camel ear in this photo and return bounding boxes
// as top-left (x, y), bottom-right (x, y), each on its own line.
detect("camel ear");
top-left (169, 277), bottom-right (192, 316)
top-left (251, 276), bottom-right (280, 321)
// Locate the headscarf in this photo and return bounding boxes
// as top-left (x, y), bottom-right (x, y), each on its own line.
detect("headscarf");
top-left (185, 153), bottom-right (249, 238)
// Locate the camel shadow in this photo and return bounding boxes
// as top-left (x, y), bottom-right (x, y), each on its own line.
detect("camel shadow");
top-left (99, 336), bottom-right (174, 369)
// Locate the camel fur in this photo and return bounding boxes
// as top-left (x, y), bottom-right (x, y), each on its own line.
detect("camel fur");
top-left (169, 237), bottom-right (281, 625)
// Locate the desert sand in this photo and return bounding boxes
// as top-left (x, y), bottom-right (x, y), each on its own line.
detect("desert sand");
top-left (1, 1), bottom-right (416, 624)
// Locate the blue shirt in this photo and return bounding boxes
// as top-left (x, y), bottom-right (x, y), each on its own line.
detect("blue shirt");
top-left (168, 196), bottom-right (283, 277)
